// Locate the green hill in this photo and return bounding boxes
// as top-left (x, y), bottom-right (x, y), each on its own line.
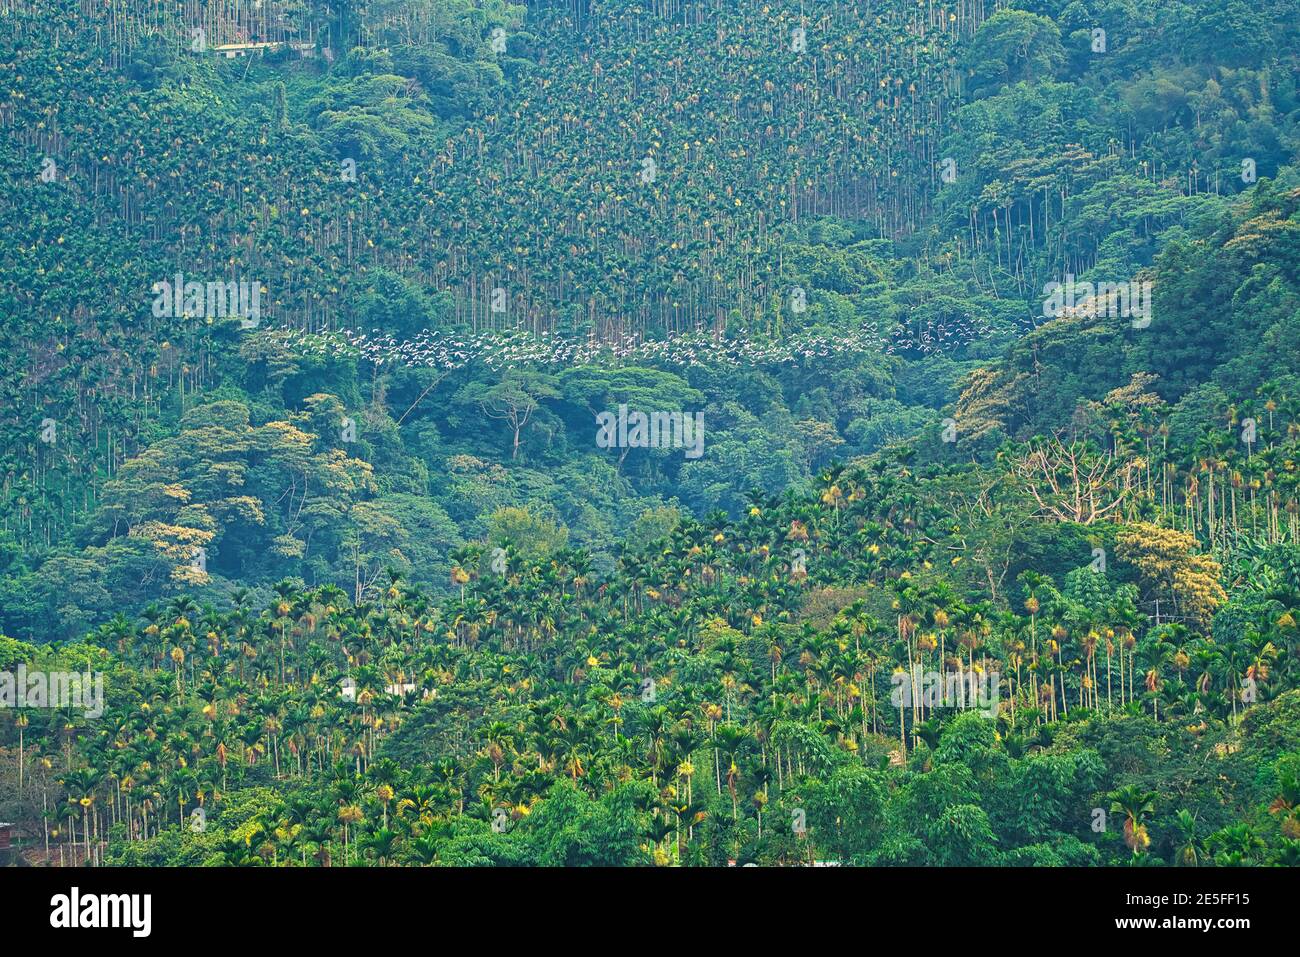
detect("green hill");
top-left (1, 0), bottom-right (1299, 868)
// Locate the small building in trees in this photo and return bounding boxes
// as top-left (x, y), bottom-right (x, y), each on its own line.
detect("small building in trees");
top-left (212, 42), bottom-right (318, 59)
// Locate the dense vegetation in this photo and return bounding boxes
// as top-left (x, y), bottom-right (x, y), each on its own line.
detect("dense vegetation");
top-left (1, 0), bottom-right (1299, 866)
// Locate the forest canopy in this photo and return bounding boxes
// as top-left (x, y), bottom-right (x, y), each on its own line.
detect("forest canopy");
top-left (0, 0), bottom-right (1298, 869)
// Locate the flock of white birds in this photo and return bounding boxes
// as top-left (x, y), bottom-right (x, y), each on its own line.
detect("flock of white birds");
top-left (278, 309), bottom-right (1028, 372)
